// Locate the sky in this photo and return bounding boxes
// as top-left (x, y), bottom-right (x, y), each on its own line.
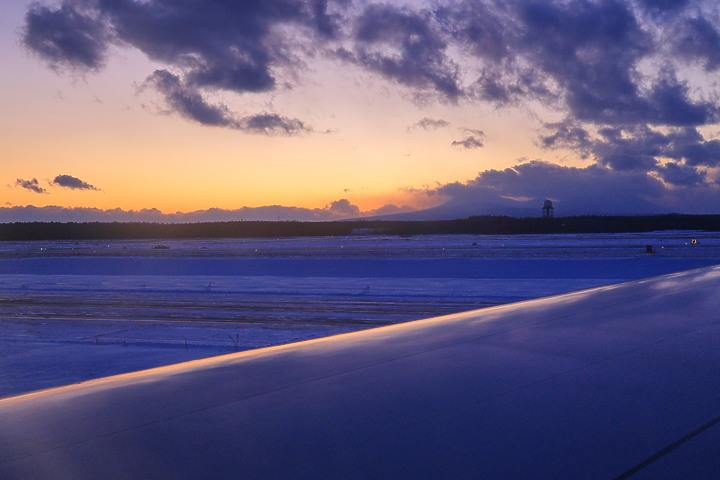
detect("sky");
top-left (2, 0), bottom-right (720, 221)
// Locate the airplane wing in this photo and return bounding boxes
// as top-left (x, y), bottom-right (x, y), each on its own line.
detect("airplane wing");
top-left (2, 266), bottom-right (720, 479)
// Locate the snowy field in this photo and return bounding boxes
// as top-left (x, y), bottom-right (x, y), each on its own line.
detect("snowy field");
top-left (1, 231), bottom-right (719, 398)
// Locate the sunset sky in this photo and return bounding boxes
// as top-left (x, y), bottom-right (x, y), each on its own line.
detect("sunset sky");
top-left (3, 0), bottom-right (720, 221)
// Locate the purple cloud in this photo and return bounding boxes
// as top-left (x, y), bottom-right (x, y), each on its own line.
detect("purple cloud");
top-left (540, 123), bottom-right (720, 186)
top-left (23, 2), bottom-right (111, 71)
top-left (349, 4), bottom-right (461, 99)
top-left (15, 178), bottom-right (47, 194)
top-left (143, 70), bottom-right (310, 134)
top-left (52, 175), bottom-right (99, 191)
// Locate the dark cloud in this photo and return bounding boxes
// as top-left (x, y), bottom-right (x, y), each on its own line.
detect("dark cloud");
top-left (591, 126), bottom-right (664, 172)
top-left (439, 2), bottom-right (506, 62)
top-left (411, 118), bottom-right (451, 131)
top-left (449, 0), bottom-right (718, 132)
top-left (655, 163), bottom-right (706, 187)
top-left (637, 0), bottom-right (690, 14)
top-left (105, 0), bottom-right (286, 93)
top-left (447, 0), bottom-right (718, 127)
top-left (310, 0), bottom-right (346, 39)
top-left (144, 70), bottom-right (236, 127)
top-left (450, 0), bottom-right (648, 117)
top-left (144, 70), bottom-right (310, 134)
top-left (23, 1), bottom-right (111, 70)
top-left (526, 3), bottom-right (711, 126)
top-left (472, 71), bottom-right (513, 104)
top-left (669, 131), bottom-right (720, 167)
top-left (637, 71), bottom-right (717, 127)
top-left (672, 17), bottom-right (720, 71)
top-left (15, 178), bottom-right (47, 194)
top-left (451, 136), bottom-right (484, 149)
top-left (471, 66), bottom-right (554, 106)
top-left (540, 123), bottom-right (720, 185)
top-left (24, 0), bottom-right (338, 91)
top-left (52, 175), bottom-right (99, 190)
top-left (539, 122), bottom-right (592, 153)
top-left (349, 4), bottom-right (461, 99)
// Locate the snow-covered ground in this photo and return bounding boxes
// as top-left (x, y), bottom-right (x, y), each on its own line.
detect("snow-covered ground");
top-left (1, 231), bottom-right (718, 398)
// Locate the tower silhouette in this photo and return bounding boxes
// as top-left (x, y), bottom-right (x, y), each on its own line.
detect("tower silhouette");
top-left (542, 199), bottom-right (554, 218)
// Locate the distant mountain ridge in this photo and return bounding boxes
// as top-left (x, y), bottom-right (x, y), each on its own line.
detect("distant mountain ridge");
top-left (366, 200), bottom-right (539, 220)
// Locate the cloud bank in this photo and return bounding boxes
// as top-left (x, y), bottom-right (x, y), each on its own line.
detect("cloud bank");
top-left (0, 200), bottom-right (414, 223)
top-left (426, 160), bottom-right (720, 217)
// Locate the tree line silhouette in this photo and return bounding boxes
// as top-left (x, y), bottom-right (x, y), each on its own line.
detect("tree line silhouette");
top-left (0, 214), bottom-right (718, 241)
